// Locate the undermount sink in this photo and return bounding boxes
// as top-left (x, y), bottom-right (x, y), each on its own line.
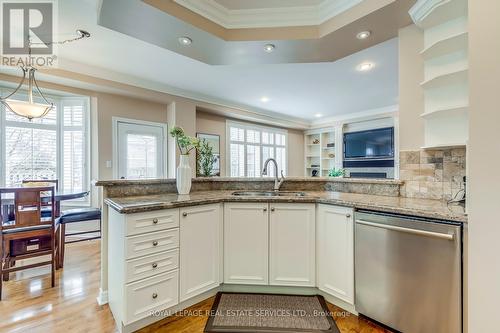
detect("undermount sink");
top-left (231, 191), bottom-right (307, 197)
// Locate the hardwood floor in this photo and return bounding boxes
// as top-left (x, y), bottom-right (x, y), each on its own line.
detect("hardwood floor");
top-left (1, 241), bottom-right (391, 333)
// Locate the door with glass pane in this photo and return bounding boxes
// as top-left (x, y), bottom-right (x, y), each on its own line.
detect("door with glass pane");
top-left (115, 120), bottom-right (166, 179)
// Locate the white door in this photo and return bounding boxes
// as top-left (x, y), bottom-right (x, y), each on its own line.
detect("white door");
top-left (115, 119), bottom-right (166, 179)
top-left (224, 202), bottom-right (269, 285)
top-left (269, 203), bottom-right (316, 287)
top-left (317, 204), bottom-right (355, 304)
top-left (180, 204), bottom-right (222, 302)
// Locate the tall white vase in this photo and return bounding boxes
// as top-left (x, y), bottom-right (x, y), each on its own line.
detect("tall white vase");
top-left (176, 154), bottom-right (192, 195)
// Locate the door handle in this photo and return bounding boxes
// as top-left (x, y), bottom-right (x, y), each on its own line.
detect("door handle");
top-left (356, 220), bottom-right (455, 241)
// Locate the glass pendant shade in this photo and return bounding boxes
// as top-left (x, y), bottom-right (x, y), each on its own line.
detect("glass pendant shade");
top-left (3, 99), bottom-right (52, 120)
top-left (0, 66), bottom-right (54, 121)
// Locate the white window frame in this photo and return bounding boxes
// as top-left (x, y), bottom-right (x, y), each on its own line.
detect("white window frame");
top-left (225, 120), bottom-right (288, 178)
top-left (0, 88), bottom-right (91, 206)
top-left (111, 117), bottom-right (168, 179)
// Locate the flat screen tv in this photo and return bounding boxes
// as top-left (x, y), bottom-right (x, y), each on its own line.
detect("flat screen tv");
top-left (344, 127), bottom-right (394, 159)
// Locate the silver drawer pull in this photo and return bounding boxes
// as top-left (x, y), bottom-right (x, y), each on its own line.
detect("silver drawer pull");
top-left (152, 262), bottom-right (158, 268)
top-left (182, 212), bottom-right (188, 217)
top-left (152, 241), bottom-right (159, 246)
top-left (356, 219), bottom-right (455, 241)
top-left (152, 293), bottom-right (158, 299)
top-left (271, 207), bottom-right (275, 212)
top-left (346, 213), bottom-right (351, 218)
top-left (152, 218), bottom-right (158, 224)
top-left (263, 208), bottom-right (267, 212)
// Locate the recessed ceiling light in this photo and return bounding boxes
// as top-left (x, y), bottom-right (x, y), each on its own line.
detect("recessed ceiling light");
top-left (357, 62), bottom-right (374, 72)
top-left (356, 31), bottom-right (371, 40)
top-left (178, 36), bottom-right (192, 46)
top-left (260, 96), bottom-right (270, 103)
top-left (264, 44), bottom-right (275, 53)
top-left (315, 113), bottom-right (323, 118)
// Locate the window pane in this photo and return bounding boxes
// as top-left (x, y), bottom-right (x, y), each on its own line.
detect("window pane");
top-left (246, 129), bottom-right (260, 144)
top-left (230, 143), bottom-right (245, 177)
top-left (262, 132), bottom-right (274, 145)
top-left (230, 127), bottom-right (244, 142)
top-left (63, 104), bottom-right (84, 127)
top-left (5, 127), bottom-right (57, 186)
top-left (276, 147), bottom-right (286, 176)
top-left (246, 145), bottom-right (260, 177)
top-left (126, 134), bottom-right (158, 179)
top-left (63, 130), bottom-right (84, 192)
top-left (262, 146), bottom-right (275, 177)
top-left (276, 134), bottom-right (286, 146)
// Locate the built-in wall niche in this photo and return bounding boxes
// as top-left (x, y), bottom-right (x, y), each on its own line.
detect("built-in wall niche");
top-left (410, 0), bottom-right (468, 149)
top-left (304, 128), bottom-right (335, 177)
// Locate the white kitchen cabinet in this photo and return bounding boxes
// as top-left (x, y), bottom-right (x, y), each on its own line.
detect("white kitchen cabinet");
top-left (224, 202), bottom-right (269, 285)
top-left (269, 203), bottom-right (315, 286)
top-left (316, 204), bottom-right (354, 304)
top-left (180, 204), bottom-right (222, 302)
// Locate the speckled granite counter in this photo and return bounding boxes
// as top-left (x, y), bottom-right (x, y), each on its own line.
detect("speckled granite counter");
top-left (104, 191), bottom-right (467, 223)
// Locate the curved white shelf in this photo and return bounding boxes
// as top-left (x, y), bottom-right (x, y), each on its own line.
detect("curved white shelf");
top-left (420, 32), bottom-right (468, 60)
top-left (420, 68), bottom-right (468, 90)
top-left (421, 143), bottom-right (466, 150)
top-left (420, 105), bottom-right (468, 118)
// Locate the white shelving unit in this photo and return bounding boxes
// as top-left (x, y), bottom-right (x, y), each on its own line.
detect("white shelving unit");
top-left (304, 128), bottom-right (336, 177)
top-left (410, 0), bottom-right (468, 149)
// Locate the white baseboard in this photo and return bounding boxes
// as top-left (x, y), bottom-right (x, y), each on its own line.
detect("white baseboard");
top-left (97, 288), bottom-right (109, 305)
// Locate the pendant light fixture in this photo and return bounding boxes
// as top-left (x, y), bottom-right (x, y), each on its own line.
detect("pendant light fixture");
top-left (0, 30), bottom-right (91, 121)
top-left (1, 66), bottom-right (54, 120)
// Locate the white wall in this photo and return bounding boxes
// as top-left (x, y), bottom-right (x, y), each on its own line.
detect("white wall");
top-left (467, 0), bottom-right (500, 332)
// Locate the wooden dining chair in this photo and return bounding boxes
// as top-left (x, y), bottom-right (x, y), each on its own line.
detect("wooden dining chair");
top-left (22, 180), bottom-right (59, 218)
top-left (0, 187), bottom-right (60, 300)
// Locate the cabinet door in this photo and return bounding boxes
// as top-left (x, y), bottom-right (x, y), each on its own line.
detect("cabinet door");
top-left (224, 203), bottom-right (269, 285)
top-left (269, 203), bottom-right (316, 286)
top-left (180, 204), bottom-right (222, 302)
top-left (317, 204), bottom-right (354, 304)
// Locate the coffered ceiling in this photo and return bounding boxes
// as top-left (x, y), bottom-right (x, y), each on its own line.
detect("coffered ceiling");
top-left (172, 0), bottom-right (364, 29)
top-left (101, 0), bottom-right (415, 65)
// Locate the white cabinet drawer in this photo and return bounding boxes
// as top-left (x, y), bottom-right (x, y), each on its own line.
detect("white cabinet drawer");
top-left (125, 209), bottom-right (179, 236)
top-left (126, 229), bottom-right (179, 259)
top-left (126, 248), bottom-right (179, 283)
top-left (125, 270), bottom-right (179, 324)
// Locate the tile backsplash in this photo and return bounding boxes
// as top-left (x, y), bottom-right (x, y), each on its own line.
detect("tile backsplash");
top-left (400, 148), bottom-right (466, 200)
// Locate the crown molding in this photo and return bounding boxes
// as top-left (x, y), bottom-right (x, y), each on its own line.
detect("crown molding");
top-left (173, 0), bottom-right (363, 29)
top-left (409, 0), bottom-right (467, 28)
top-left (310, 105), bottom-right (398, 128)
top-left (409, 0), bottom-right (449, 26)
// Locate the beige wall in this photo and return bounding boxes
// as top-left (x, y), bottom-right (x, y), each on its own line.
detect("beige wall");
top-left (95, 93), bottom-right (168, 180)
top-left (196, 111), bottom-right (304, 177)
top-left (398, 24), bottom-right (425, 150)
top-left (467, 0), bottom-right (500, 332)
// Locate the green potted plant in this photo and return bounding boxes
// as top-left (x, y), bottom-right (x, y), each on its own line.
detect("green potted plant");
top-left (328, 167), bottom-right (346, 178)
top-left (196, 139), bottom-right (216, 177)
top-left (170, 126), bottom-right (199, 194)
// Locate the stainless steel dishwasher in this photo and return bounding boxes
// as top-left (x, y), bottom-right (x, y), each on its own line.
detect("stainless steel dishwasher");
top-left (355, 210), bottom-right (462, 333)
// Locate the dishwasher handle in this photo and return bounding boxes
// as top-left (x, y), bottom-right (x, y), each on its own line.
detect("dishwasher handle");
top-left (356, 219), bottom-right (455, 241)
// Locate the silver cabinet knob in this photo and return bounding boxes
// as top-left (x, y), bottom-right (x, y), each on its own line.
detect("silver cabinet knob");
top-left (152, 293), bottom-right (158, 299)
top-left (271, 207), bottom-right (275, 212)
top-left (263, 208), bottom-right (267, 212)
top-left (182, 212), bottom-right (188, 217)
top-left (152, 218), bottom-right (158, 224)
top-left (152, 241), bottom-right (158, 246)
top-left (346, 213), bottom-right (351, 218)
top-left (152, 262), bottom-right (158, 268)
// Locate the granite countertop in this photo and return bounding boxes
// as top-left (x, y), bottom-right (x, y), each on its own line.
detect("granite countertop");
top-left (94, 177), bottom-right (403, 186)
top-left (105, 190), bottom-right (467, 223)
